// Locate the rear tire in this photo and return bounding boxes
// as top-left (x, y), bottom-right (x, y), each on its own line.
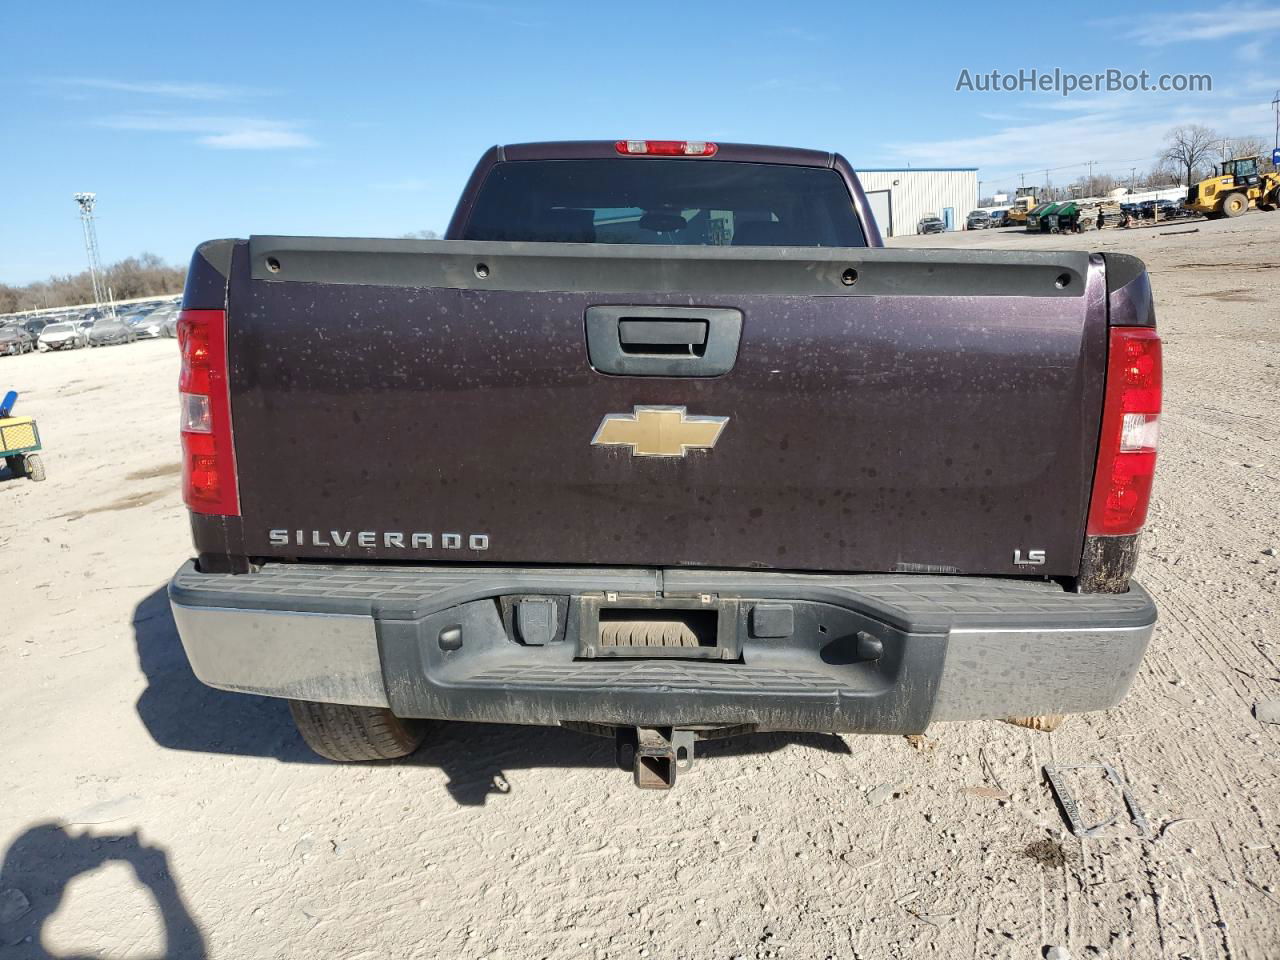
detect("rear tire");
top-left (1222, 192), bottom-right (1248, 217)
top-left (287, 700), bottom-right (428, 761)
top-left (23, 454), bottom-right (45, 482)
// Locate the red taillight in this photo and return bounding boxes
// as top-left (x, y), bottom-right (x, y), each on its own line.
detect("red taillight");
top-left (614, 139), bottom-right (718, 157)
top-left (1087, 327), bottom-right (1161, 535)
top-left (177, 308), bottom-right (239, 516)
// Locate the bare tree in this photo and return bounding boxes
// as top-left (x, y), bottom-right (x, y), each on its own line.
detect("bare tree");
top-left (1143, 162), bottom-right (1182, 188)
top-left (0, 285), bottom-right (20, 315)
top-left (0, 253), bottom-right (184, 315)
top-left (1221, 135), bottom-right (1266, 159)
top-left (1162, 124), bottom-right (1220, 186)
top-left (1219, 135), bottom-right (1272, 171)
top-left (1072, 173), bottom-right (1118, 198)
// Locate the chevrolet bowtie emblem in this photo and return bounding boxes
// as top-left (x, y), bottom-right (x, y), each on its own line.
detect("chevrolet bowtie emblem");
top-left (591, 406), bottom-right (729, 458)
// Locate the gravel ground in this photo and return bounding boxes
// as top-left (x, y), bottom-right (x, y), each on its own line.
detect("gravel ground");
top-left (1, 213), bottom-right (1278, 959)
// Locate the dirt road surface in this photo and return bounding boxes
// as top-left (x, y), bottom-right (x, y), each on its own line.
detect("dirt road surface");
top-left (1, 214), bottom-right (1278, 959)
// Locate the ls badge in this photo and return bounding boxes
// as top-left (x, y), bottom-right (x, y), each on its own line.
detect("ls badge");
top-left (592, 406), bottom-right (728, 458)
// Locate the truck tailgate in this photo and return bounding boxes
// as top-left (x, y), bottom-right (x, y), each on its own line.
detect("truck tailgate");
top-left (225, 238), bottom-right (1105, 576)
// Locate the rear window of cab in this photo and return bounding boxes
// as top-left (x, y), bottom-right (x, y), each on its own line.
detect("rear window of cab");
top-left (463, 158), bottom-right (866, 247)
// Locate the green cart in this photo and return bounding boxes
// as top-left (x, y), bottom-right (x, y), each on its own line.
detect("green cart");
top-left (1, 391), bottom-right (45, 481)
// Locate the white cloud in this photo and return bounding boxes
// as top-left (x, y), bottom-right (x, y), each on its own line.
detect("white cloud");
top-left (98, 113), bottom-right (315, 150)
top-left (1023, 93), bottom-right (1146, 113)
top-left (1239, 72), bottom-right (1280, 91)
top-left (1239, 38), bottom-right (1266, 61)
top-left (882, 91), bottom-right (1273, 185)
top-left (54, 77), bottom-right (251, 100)
top-left (1116, 4), bottom-right (1280, 46)
top-left (879, 57), bottom-right (1277, 187)
top-left (747, 75), bottom-right (840, 95)
top-left (199, 128), bottom-right (315, 149)
top-left (886, 112), bottom-right (1167, 178)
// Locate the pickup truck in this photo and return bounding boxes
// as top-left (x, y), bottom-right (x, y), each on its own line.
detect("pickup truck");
top-left (168, 139), bottom-right (1161, 788)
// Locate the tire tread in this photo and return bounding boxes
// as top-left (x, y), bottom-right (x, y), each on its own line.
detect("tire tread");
top-left (287, 700), bottom-right (427, 762)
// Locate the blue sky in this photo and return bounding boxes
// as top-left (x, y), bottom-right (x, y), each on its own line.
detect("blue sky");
top-left (1, 0), bottom-right (1277, 284)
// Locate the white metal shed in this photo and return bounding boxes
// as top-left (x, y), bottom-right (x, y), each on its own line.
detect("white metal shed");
top-left (854, 169), bottom-right (979, 237)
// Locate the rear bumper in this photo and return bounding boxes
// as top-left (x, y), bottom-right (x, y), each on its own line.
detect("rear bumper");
top-left (168, 561), bottom-right (1157, 734)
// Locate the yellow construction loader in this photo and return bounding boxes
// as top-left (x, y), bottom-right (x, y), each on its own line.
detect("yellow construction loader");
top-left (1004, 194), bottom-right (1038, 225)
top-left (1184, 156), bottom-right (1280, 218)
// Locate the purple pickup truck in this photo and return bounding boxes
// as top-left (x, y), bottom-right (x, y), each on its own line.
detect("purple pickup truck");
top-left (168, 139), bottom-right (1161, 787)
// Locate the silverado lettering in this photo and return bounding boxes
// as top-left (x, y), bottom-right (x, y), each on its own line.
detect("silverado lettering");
top-left (267, 529), bottom-right (490, 550)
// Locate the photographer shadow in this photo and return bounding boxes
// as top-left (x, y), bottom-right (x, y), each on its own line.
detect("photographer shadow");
top-left (0, 823), bottom-right (205, 959)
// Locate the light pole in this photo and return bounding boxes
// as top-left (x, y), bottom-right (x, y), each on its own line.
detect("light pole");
top-left (73, 193), bottom-right (108, 315)
top-left (1272, 89), bottom-right (1279, 154)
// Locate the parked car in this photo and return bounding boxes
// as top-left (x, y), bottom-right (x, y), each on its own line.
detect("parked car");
top-left (168, 138), bottom-right (1161, 790)
top-left (1138, 199), bottom-right (1187, 220)
top-left (989, 209), bottom-right (1010, 227)
top-left (73, 310), bottom-right (106, 331)
top-left (127, 310), bottom-right (171, 339)
top-left (0, 325), bottom-right (35, 356)
top-left (22, 317), bottom-right (49, 338)
top-left (87, 316), bottom-right (137, 346)
top-left (37, 321), bottom-right (89, 351)
top-left (965, 210), bottom-right (990, 230)
top-left (163, 312), bottom-right (181, 338)
top-left (917, 216), bottom-right (946, 234)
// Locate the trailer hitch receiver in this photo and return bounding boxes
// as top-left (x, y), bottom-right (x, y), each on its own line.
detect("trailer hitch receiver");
top-left (616, 727), bottom-right (697, 789)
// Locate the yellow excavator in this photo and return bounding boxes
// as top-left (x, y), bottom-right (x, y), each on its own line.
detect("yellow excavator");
top-left (1184, 156), bottom-right (1280, 218)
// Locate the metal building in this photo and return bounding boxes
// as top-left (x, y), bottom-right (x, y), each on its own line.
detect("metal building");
top-left (854, 168), bottom-right (979, 238)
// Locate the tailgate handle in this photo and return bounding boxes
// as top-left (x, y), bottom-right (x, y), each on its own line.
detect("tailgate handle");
top-left (586, 306), bottom-right (742, 378)
top-left (618, 319), bottom-right (708, 356)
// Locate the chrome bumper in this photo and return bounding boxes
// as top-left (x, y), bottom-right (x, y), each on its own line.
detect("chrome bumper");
top-left (169, 561), bottom-right (1156, 730)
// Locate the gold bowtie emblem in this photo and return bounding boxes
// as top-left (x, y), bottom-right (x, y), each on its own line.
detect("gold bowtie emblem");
top-left (591, 406), bottom-right (728, 458)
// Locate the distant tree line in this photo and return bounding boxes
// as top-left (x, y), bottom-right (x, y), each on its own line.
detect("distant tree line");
top-left (0, 253), bottom-right (186, 315)
top-left (981, 126), bottom-right (1275, 205)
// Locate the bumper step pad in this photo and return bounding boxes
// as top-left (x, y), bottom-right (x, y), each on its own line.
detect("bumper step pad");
top-left (169, 561), bottom-right (1158, 743)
